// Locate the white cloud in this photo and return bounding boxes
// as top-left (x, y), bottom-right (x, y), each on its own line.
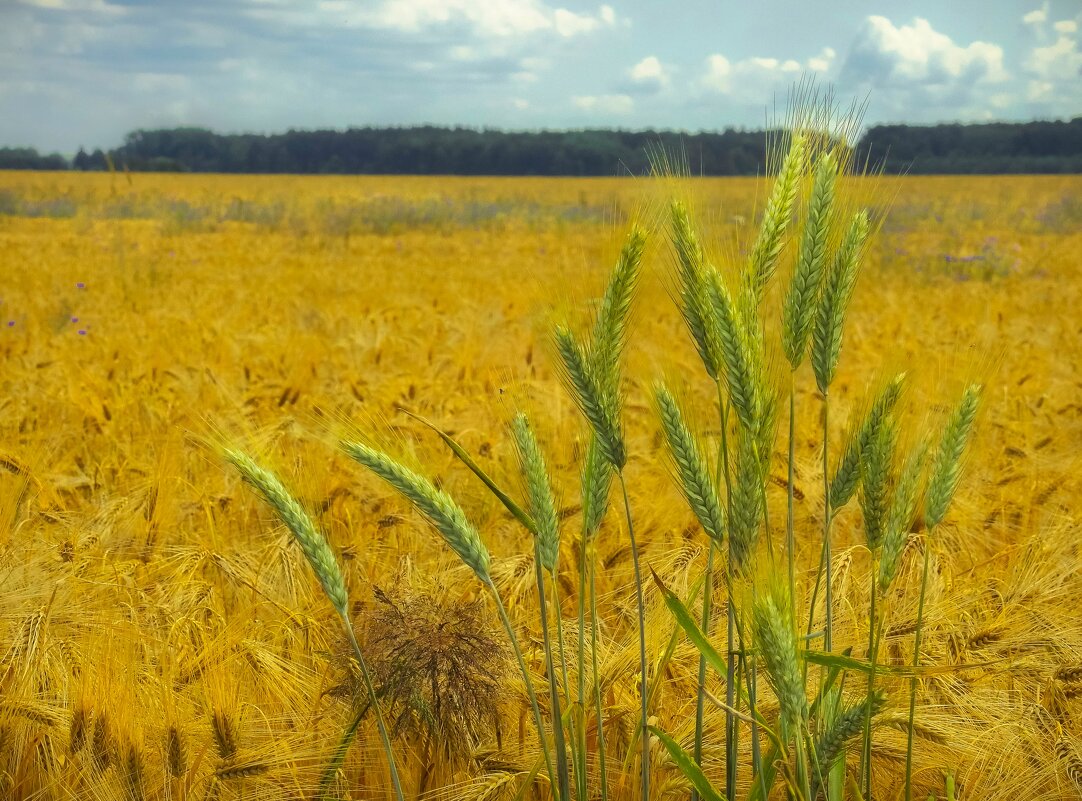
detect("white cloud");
top-left (1023, 4), bottom-right (1048, 25)
top-left (846, 16), bottom-right (1008, 85)
top-left (1053, 20), bottom-right (1078, 34)
top-left (16, 0), bottom-right (124, 13)
top-left (367, 0), bottom-right (616, 39)
top-left (511, 97), bottom-right (529, 109)
top-left (572, 93), bottom-right (633, 114)
top-left (1026, 34), bottom-right (1082, 81)
top-left (702, 47), bottom-right (836, 97)
top-left (629, 55), bottom-right (671, 90)
top-left (553, 8), bottom-right (597, 37)
top-left (807, 46), bottom-right (836, 73)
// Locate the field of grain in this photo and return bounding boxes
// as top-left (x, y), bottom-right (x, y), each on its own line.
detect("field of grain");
top-left (1, 168), bottom-right (1080, 801)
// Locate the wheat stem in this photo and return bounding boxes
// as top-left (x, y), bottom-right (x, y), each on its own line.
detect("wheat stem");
top-left (533, 541), bottom-right (571, 801)
top-left (904, 539), bottom-right (933, 801)
top-left (618, 470), bottom-right (650, 801)
top-left (487, 578), bottom-right (558, 799)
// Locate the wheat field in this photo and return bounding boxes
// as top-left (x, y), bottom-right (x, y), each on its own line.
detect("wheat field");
top-left (1, 168), bottom-right (1080, 800)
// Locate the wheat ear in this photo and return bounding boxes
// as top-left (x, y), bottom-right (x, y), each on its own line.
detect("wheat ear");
top-left (670, 201), bottom-right (724, 380)
top-left (511, 413), bottom-right (560, 573)
top-left (811, 209), bottom-right (870, 394)
top-left (753, 582), bottom-right (807, 737)
top-left (830, 373), bottom-right (906, 510)
top-left (783, 150), bottom-right (837, 368)
top-left (590, 225), bottom-right (646, 397)
top-left (925, 383), bottom-right (983, 529)
top-left (554, 326), bottom-right (626, 470)
top-left (878, 440), bottom-right (929, 593)
top-left (341, 441), bottom-right (491, 581)
top-left (748, 131), bottom-right (808, 303)
top-left (655, 384), bottom-right (726, 544)
top-left (811, 690), bottom-right (886, 800)
top-left (224, 449), bottom-right (349, 615)
top-left (859, 415), bottom-right (897, 552)
top-left (225, 449), bottom-right (404, 801)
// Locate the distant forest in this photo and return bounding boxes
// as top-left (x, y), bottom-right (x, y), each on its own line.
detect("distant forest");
top-left (4, 118), bottom-right (1081, 175)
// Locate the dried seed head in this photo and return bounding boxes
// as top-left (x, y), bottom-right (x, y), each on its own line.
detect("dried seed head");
top-left (69, 704), bottom-right (89, 755)
top-left (166, 724), bottom-right (187, 778)
top-left (211, 710), bottom-right (237, 760)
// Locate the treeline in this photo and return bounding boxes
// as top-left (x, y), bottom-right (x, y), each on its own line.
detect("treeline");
top-left (3, 118), bottom-right (1081, 175)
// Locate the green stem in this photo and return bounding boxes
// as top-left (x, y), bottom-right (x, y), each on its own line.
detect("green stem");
top-left (905, 539), bottom-right (934, 801)
top-left (619, 470), bottom-right (650, 801)
top-left (318, 696), bottom-right (371, 800)
top-left (822, 392), bottom-right (834, 653)
top-left (787, 376), bottom-right (797, 625)
top-left (342, 621), bottom-right (404, 801)
top-left (535, 542), bottom-right (571, 801)
top-left (577, 537), bottom-right (589, 801)
top-left (691, 540), bottom-right (716, 801)
top-left (590, 560), bottom-right (609, 801)
top-left (859, 569), bottom-right (883, 801)
top-left (487, 579), bottom-right (557, 800)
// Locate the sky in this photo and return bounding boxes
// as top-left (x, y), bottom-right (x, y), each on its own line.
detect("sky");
top-left (2, 0), bottom-right (1081, 153)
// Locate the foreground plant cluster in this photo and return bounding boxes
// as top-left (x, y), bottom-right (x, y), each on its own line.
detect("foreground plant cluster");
top-left (2, 108), bottom-right (1082, 801)
top-left (221, 115), bottom-right (1003, 801)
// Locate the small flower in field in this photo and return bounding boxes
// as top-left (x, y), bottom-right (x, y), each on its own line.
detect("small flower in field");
top-left (71, 317), bottom-right (79, 323)
top-left (7, 321), bottom-right (13, 327)
top-left (78, 330), bottom-right (87, 335)
top-left (76, 282), bottom-right (85, 289)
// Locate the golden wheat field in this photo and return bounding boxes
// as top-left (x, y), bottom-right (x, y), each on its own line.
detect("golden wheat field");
top-left (1, 168), bottom-right (1081, 801)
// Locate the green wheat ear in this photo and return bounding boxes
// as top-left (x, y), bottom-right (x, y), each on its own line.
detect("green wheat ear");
top-left (878, 439), bottom-right (929, 593)
top-left (511, 412), bottom-right (561, 573)
top-left (591, 225), bottom-right (647, 396)
top-left (830, 373), bottom-right (906, 511)
top-left (555, 326), bottom-right (626, 470)
top-left (747, 130), bottom-right (808, 304)
top-left (224, 449), bottom-right (348, 616)
top-left (859, 413), bottom-right (897, 552)
top-left (655, 384), bottom-right (726, 545)
top-left (580, 435), bottom-right (613, 541)
top-left (925, 383), bottom-right (983, 529)
top-left (670, 201), bottom-right (724, 380)
top-left (342, 440), bottom-right (491, 582)
top-left (783, 150), bottom-right (837, 368)
top-left (752, 580), bottom-right (807, 736)
top-left (812, 209), bottom-right (870, 394)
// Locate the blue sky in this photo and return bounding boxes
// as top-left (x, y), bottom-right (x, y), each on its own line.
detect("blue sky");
top-left (2, 0), bottom-right (1080, 153)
